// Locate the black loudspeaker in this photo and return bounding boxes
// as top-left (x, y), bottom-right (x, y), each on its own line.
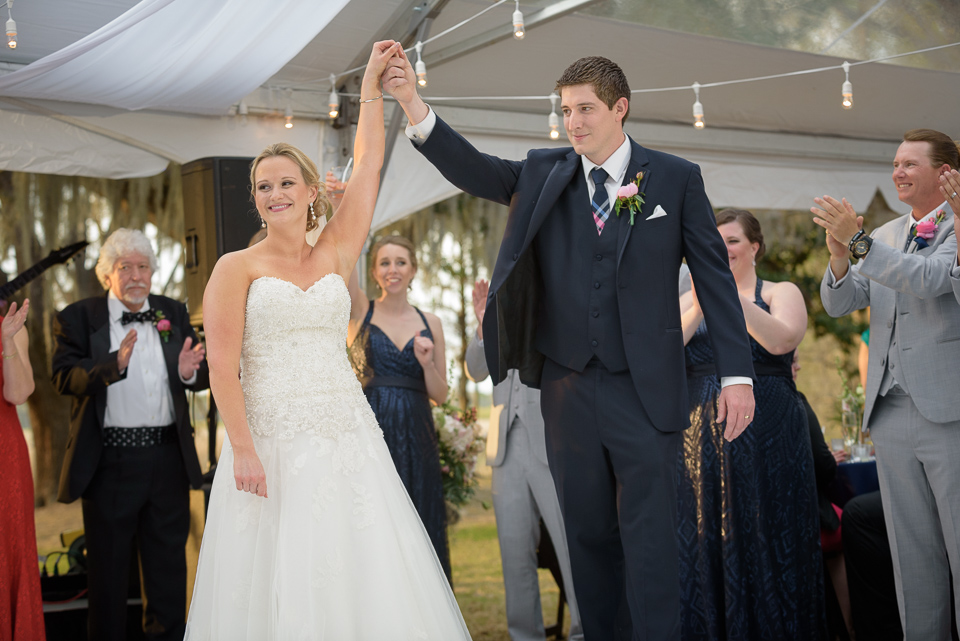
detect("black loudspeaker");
top-left (182, 157), bottom-right (259, 327)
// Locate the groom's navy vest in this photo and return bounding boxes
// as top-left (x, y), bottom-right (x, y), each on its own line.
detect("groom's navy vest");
top-left (533, 170), bottom-right (628, 373)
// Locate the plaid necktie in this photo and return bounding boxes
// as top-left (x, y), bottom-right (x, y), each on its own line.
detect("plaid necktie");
top-left (121, 309), bottom-right (155, 325)
top-left (590, 167), bottom-right (610, 236)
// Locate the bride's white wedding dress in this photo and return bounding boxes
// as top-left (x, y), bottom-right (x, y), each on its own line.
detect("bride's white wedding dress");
top-left (185, 274), bottom-right (471, 640)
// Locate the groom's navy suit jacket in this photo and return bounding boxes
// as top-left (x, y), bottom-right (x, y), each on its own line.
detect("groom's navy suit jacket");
top-left (418, 116), bottom-right (754, 432)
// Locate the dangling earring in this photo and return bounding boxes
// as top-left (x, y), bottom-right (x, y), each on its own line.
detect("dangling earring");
top-left (261, 217), bottom-right (267, 229)
top-left (308, 202), bottom-right (316, 223)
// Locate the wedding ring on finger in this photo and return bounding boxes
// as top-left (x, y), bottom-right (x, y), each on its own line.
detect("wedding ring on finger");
top-left (744, 415), bottom-right (751, 420)
top-left (952, 191), bottom-right (958, 199)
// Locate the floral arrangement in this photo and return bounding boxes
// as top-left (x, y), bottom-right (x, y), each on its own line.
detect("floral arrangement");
top-left (432, 401), bottom-right (485, 508)
top-left (909, 210), bottom-right (946, 249)
top-left (835, 357), bottom-right (865, 444)
top-left (614, 171), bottom-right (645, 226)
top-left (153, 310), bottom-right (171, 343)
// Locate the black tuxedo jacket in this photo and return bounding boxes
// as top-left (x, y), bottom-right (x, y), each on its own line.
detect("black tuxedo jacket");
top-left (52, 293), bottom-right (209, 503)
top-left (418, 116), bottom-right (754, 432)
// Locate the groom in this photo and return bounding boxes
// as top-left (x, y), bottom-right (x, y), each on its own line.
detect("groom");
top-left (383, 55), bottom-right (755, 639)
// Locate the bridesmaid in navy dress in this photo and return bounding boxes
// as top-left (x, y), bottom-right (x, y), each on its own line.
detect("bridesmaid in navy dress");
top-left (344, 233), bottom-right (452, 581)
top-left (677, 209), bottom-right (826, 640)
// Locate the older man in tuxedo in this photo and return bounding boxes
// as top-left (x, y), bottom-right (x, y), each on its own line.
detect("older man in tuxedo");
top-left (466, 279), bottom-right (583, 641)
top-left (384, 54), bottom-right (755, 640)
top-left (52, 228), bottom-right (208, 641)
top-left (814, 128), bottom-right (960, 640)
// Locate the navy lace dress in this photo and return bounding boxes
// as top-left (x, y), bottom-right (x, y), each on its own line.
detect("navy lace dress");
top-left (348, 301), bottom-right (451, 582)
top-left (677, 279), bottom-right (826, 640)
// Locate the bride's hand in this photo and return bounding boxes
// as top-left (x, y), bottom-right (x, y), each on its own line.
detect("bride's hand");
top-left (362, 40), bottom-right (402, 89)
top-left (234, 446), bottom-right (268, 498)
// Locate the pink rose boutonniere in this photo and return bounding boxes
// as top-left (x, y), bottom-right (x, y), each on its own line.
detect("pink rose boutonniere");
top-left (910, 210), bottom-right (946, 249)
top-left (614, 172), bottom-right (645, 226)
top-left (154, 311), bottom-right (172, 343)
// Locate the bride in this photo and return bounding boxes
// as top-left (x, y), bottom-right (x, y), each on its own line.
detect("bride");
top-left (185, 41), bottom-right (471, 640)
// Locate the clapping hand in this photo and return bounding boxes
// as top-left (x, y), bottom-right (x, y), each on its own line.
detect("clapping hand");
top-left (811, 195), bottom-right (863, 256)
top-left (471, 279), bottom-right (489, 338)
top-left (117, 329), bottom-right (138, 371)
top-left (940, 171), bottom-right (960, 247)
top-left (178, 336), bottom-right (206, 380)
top-left (1, 299), bottom-right (29, 343)
top-left (413, 332), bottom-right (435, 366)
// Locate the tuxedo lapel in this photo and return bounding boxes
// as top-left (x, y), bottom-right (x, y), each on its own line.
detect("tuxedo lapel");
top-left (522, 150), bottom-right (581, 251)
top-left (617, 140), bottom-right (652, 267)
top-left (89, 296), bottom-right (112, 428)
top-left (150, 296), bottom-right (181, 386)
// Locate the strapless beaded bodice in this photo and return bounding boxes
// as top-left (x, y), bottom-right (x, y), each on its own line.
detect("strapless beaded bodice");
top-left (240, 274), bottom-right (377, 441)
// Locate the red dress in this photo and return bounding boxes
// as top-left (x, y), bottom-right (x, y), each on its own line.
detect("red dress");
top-left (0, 326), bottom-right (45, 641)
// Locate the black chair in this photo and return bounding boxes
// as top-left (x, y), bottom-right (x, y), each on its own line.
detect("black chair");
top-left (536, 518), bottom-right (568, 640)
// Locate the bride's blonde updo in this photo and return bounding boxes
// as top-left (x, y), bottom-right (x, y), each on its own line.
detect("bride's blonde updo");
top-left (249, 142), bottom-right (331, 232)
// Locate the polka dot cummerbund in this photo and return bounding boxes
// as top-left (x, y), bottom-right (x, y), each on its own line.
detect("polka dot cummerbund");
top-left (102, 424), bottom-right (177, 447)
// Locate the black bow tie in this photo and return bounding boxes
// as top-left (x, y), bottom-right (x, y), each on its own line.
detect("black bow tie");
top-left (120, 309), bottom-right (156, 325)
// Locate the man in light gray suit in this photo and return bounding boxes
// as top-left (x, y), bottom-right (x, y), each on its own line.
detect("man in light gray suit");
top-left (813, 128), bottom-right (960, 640)
top-left (465, 279), bottom-right (583, 641)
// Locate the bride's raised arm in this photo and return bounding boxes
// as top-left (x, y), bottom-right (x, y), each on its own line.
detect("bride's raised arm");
top-left (322, 41), bottom-right (399, 278)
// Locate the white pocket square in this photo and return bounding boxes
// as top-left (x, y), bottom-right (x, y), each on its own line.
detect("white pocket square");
top-left (646, 204), bottom-right (668, 220)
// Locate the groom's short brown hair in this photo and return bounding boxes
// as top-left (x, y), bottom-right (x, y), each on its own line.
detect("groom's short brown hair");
top-left (555, 56), bottom-right (631, 122)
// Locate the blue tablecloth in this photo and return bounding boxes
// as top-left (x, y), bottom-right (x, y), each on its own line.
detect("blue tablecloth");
top-left (826, 460), bottom-right (879, 509)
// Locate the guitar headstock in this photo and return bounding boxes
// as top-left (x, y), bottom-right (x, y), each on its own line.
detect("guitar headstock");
top-left (47, 240), bottom-right (90, 266)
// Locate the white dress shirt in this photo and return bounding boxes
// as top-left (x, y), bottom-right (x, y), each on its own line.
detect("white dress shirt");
top-left (407, 106), bottom-right (751, 389)
top-left (104, 293), bottom-right (175, 428)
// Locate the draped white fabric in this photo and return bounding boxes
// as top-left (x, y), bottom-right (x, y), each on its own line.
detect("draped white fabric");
top-left (0, 0), bottom-right (349, 114)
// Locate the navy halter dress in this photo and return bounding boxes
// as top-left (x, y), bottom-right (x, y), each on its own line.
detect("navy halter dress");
top-left (348, 300), bottom-right (451, 582)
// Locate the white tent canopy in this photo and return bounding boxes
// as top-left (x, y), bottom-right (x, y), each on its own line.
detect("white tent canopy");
top-left (2, 0), bottom-right (958, 228)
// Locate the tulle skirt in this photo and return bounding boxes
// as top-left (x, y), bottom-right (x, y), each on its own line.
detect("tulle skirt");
top-left (185, 417), bottom-right (470, 640)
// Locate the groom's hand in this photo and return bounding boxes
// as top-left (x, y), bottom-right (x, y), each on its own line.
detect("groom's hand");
top-left (381, 48), bottom-right (429, 125)
top-left (716, 384), bottom-right (755, 441)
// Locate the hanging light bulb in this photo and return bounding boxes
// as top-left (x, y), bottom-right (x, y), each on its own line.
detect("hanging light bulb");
top-left (5, 0), bottom-right (15, 49)
top-left (513, 1), bottom-right (525, 40)
top-left (415, 41), bottom-right (427, 88)
top-left (284, 90), bottom-right (294, 129)
top-left (841, 61), bottom-right (853, 109)
top-left (238, 99), bottom-right (249, 126)
top-left (328, 74), bottom-right (340, 119)
top-left (692, 82), bottom-right (704, 130)
top-left (547, 92), bottom-right (560, 140)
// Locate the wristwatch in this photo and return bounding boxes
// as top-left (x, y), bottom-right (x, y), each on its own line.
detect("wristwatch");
top-left (848, 230), bottom-right (873, 260)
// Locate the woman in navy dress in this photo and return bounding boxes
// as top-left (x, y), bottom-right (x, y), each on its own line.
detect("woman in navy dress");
top-left (677, 209), bottom-right (826, 640)
top-left (345, 234), bottom-right (451, 581)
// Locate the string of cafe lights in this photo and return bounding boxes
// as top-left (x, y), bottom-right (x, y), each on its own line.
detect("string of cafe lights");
top-left (269, 0), bottom-right (515, 126)
top-left (399, 41), bottom-right (960, 136)
top-left (247, 0), bottom-right (957, 137)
